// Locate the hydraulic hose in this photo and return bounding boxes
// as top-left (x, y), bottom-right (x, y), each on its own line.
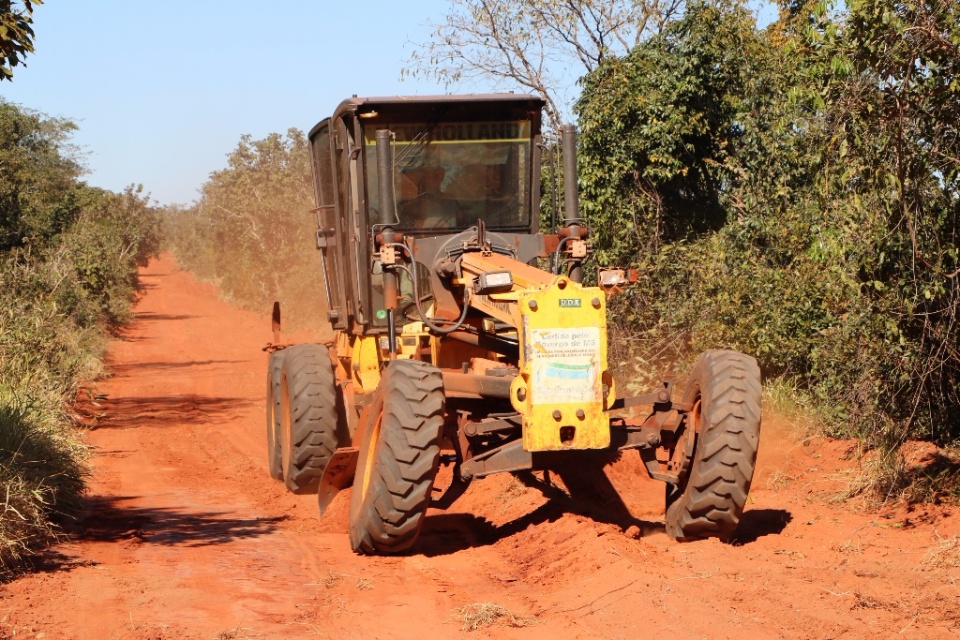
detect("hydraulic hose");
top-left (385, 241), bottom-right (471, 335)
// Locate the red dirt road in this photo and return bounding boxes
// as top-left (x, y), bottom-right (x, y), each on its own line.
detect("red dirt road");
top-left (2, 253), bottom-right (959, 639)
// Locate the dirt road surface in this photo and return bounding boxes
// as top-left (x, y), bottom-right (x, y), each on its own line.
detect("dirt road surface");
top-left (2, 253), bottom-right (959, 639)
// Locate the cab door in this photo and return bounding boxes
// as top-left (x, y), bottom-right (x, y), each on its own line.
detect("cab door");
top-left (309, 120), bottom-right (347, 330)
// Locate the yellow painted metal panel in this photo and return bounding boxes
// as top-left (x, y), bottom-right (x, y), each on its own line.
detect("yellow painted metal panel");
top-left (352, 335), bottom-right (381, 394)
top-left (513, 276), bottom-right (611, 451)
top-left (460, 251), bottom-right (554, 289)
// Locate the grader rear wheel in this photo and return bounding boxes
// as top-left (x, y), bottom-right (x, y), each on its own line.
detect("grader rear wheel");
top-left (349, 359), bottom-right (445, 555)
top-left (278, 344), bottom-right (338, 494)
top-left (265, 350), bottom-right (285, 481)
top-left (665, 349), bottom-right (761, 541)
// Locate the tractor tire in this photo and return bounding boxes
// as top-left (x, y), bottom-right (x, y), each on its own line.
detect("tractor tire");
top-left (265, 350), bottom-right (285, 481)
top-left (665, 349), bottom-right (761, 542)
top-left (278, 344), bottom-right (338, 494)
top-left (349, 359), bottom-right (445, 554)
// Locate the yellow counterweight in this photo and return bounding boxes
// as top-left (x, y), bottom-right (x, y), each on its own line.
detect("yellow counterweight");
top-left (459, 252), bottom-right (616, 451)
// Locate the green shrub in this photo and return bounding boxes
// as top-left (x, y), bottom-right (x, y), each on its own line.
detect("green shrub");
top-left (0, 392), bottom-right (86, 568)
top-left (0, 100), bottom-right (161, 568)
top-left (577, 0), bottom-right (960, 461)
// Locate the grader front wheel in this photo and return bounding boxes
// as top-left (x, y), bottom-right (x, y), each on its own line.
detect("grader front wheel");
top-left (665, 350), bottom-right (761, 541)
top-left (349, 360), bottom-right (445, 555)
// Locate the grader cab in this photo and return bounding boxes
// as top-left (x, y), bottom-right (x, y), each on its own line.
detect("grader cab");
top-left (265, 94), bottom-right (761, 554)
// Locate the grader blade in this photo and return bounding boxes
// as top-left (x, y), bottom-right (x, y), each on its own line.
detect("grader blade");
top-left (317, 447), bottom-right (358, 516)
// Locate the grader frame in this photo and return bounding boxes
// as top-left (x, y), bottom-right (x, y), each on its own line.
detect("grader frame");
top-left (265, 94), bottom-right (762, 554)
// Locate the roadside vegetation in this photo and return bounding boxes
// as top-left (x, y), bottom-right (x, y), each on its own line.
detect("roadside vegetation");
top-left (178, 0), bottom-right (959, 500)
top-left (2, 0), bottom-right (953, 575)
top-left (574, 0), bottom-right (960, 498)
top-left (0, 99), bottom-right (161, 570)
top-left (0, 0), bottom-right (40, 82)
top-left (162, 129), bottom-right (329, 335)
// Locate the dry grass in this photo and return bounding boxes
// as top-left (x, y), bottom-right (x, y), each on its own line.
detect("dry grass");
top-left (0, 392), bottom-right (87, 571)
top-left (319, 594), bottom-right (354, 617)
top-left (762, 377), bottom-right (823, 435)
top-left (495, 475), bottom-right (529, 506)
top-left (838, 445), bottom-right (960, 507)
top-left (452, 602), bottom-right (536, 632)
top-left (834, 538), bottom-right (864, 554)
top-left (765, 468), bottom-right (796, 491)
top-left (214, 628), bottom-right (262, 640)
top-left (922, 533), bottom-right (960, 569)
top-left (851, 592), bottom-right (888, 611)
top-left (320, 570), bottom-right (343, 589)
top-left (355, 577), bottom-right (374, 590)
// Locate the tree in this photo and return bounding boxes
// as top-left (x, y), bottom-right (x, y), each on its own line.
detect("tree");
top-left (577, 0), bottom-right (960, 455)
top-left (0, 0), bottom-right (42, 81)
top-left (196, 128), bottom-right (314, 304)
top-left (165, 129), bottom-right (328, 332)
top-left (0, 99), bottom-right (82, 249)
top-left (406, 0), bottom-right (685, 131)
top-left (577, 0), bottom-right (775, 260)
top-left (805, 0), bottom-right (960, 445)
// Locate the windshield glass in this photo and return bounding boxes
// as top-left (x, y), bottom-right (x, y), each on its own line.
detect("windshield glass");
top-left (364, 119), bottom-right (532, 231)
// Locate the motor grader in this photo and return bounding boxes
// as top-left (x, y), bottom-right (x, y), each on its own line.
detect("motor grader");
top-left (265, 94), bottom-right (761, 554)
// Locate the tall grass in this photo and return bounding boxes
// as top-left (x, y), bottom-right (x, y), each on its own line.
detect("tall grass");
top-left (0, 196), bottom-right (160, 569)
top-left (0, 203), bottom-right (158, 570)
top-left (0, 392), bottom-right (86, 566)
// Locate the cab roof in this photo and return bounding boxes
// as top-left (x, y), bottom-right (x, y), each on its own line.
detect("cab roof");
top-left (309, 93), bottom-right (545, 139)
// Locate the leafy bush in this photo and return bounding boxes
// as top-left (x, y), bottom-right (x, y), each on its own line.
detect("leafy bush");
top-left (0, 100), bottom-right (161, 569)
top-left (577, 0), bottom-right (960, 458)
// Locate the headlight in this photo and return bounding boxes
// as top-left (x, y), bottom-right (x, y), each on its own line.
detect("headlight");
top-left (475, 270), bottom-right (513, 293)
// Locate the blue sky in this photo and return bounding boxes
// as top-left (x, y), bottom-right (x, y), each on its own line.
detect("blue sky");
top-left (1, 1), bottom-right (455, 205)
top-left (1, 1), bottom-right (778, 207)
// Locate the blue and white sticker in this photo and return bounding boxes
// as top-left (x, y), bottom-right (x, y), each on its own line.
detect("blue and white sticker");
top-left (528, 327), bottom-right (601, 404)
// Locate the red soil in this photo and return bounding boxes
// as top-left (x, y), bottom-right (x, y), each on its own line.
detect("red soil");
top-left (2, 253), bottom-right (958, 639)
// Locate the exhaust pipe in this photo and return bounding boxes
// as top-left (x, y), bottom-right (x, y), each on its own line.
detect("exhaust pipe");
top-left (561, 124), bottom-right (580, 227)
top-left (375, 130), bottom-right (398, 355)
top-left (375, 129), bottom-right (398, 226)
top-left (561, 124), bottom-right (583, 283)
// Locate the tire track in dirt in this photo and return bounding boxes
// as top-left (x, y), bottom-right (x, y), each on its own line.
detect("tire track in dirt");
top-left (1, 253), bottom-right (959, 640)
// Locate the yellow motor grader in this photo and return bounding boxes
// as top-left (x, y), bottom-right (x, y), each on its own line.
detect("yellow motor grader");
top-left (265, 94), bottom-right (761, 554)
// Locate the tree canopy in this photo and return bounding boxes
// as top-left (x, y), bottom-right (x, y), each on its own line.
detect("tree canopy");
top-left (0, 0), bottom-right (42, 81)
top-left (406, 0), bottom-right (685, 130)
top-left (0, 101), bottom-right (82, 249)
top-left (164, 129), bottom-right (328, 333)
top-left (576, 0), bottom-right (960, 457)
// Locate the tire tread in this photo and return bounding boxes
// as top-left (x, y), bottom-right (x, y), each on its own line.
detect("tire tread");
top-left (279, 344), bottom-right (338, 494)
top-left (666, 349), bottom-right (761, 541)
top-left (350, 360), bottom-right (444, 554)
